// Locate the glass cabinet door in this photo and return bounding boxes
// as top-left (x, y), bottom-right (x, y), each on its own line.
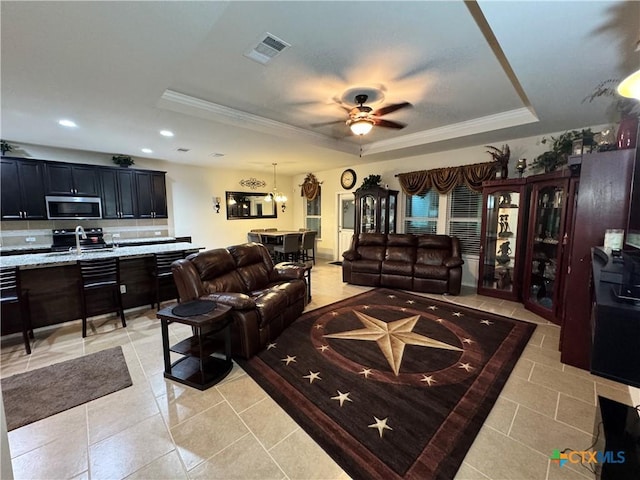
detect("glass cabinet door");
top-left (361, 195), bottom-right (376, 233)
top-left (526, 182), bottom-right (566, 315)
top-left (478, 187), bottom-right (523, 299)
top-left (388, 194), bottom-right (396, 233)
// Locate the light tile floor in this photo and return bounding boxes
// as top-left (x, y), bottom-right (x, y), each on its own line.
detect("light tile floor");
top-left (1, 261), bottom-right (638, 480)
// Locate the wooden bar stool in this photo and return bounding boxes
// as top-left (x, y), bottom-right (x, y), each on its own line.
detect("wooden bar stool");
top-left (151, 251), bottom-right (186, 310)
top-left (0, 266), bottom-right (34, 354)
top-left (78, 257), bottom-right (126, 338)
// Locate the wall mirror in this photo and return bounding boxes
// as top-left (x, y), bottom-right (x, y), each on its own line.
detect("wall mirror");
top-left (226, 191), bottom-right (277, 219)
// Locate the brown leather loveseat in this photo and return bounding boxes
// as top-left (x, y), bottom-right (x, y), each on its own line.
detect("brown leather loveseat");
top-left (171, 242), bottom-right (308, 358)
top-left (342, 233), bottom-right (464, 295)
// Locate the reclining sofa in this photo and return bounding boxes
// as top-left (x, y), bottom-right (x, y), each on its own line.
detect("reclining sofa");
top-left (342, 233), bottom-right (464, 295)
top-left (171, 242), bottom-right (307, 358)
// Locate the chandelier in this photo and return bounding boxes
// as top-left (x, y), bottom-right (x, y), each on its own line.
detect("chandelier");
top-left (265, 163), bottom-right (287, 211)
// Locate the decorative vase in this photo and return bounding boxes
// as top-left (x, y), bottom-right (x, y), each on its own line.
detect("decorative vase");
top-left (616, 115), bottom-right (638, 150)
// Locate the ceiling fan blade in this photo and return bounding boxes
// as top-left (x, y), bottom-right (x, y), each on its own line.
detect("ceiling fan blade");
top-left (372, 102), bottom-right (412, 117)
top-left (373, 118), bottom-right (407, 129)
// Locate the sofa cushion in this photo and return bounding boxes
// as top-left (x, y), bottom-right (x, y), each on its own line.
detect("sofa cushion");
top-left (414, 263), bottom-right (449, 280)
top-left (351, 259), bottom-right (382, 274)
top-left (386, 234), bottom-right (418, 247)
top-left (416, 248), bottom-right (449, 266)
top-left (382, 261), bottom-right (413, 276)
top-left (253, 290), bottom-right (288, 328)
top-left (191, 248), bottom-right (236, 280)
top-left (417, 235), bottom-right (452, 249)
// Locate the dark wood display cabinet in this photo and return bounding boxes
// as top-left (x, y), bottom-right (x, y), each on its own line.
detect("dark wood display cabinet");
top-left (477, 178), bottom-right (528, 301)
top-left (522, 171), bottom-right (575, 324)
top-left (355, 186), bottom-right (398, 235)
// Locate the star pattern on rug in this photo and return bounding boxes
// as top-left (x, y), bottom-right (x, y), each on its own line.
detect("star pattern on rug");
top-left (317, 345), bottom-right (329, 352)
top-left (368, 416), bottom-right (393, 437)
top-left (421, 375), bottom-right (437, 386)
top-left (453, 312), bottom-right (463, 317)
top-left (267, 343), bottom-right (277, 350)
top-left (359, 368), bottom-right (373, 379)
top-left (462, 338), bottom-right (473, 344)
top-left (331, 390), bottom-right (353, 406)
top-left (428, 305), bottom-right (437, 310)
top-left (458, 362), bottom-right (474, 372)
top-left (281, 355), bottom-right (297, 365)
top-left (314, 324), bottom-right (324, 330)
top-left (303, 371), bottom-right (321, 383)
top-left (480, 319), bottom-right (494, 326)
top-left (324, 311), bottom-right (463, 376)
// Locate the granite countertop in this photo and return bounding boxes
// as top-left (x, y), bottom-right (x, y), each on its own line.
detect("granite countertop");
top-left (0, 242), bottom-right (202, 269)
top-left (0, 237), bottom-right (177, 255)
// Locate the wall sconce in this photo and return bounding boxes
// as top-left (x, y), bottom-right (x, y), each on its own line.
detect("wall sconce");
top-left (281, 203), bottom-right (286, 213)
top-left (516, 158), bottom-right (527, 178)
top-left (214, 196), bottom-right (221, 214)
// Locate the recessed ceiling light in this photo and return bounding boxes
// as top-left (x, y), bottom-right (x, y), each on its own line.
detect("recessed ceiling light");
top-left (160, 130), bottom-right (174, 137)
top-left (141, 148), bottom-right (153, 154)
top-left (58, 119), bottom-right (77, 128)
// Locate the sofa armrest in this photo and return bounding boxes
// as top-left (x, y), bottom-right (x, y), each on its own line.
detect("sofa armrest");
top-left (271, 263), bottom-right (307, 281)
top-left (201, 292), bottom-right (256, 310)
top-left (443, 256), bottom-right (464, 268)
top-left (342, 250), bottom-right (360, 261)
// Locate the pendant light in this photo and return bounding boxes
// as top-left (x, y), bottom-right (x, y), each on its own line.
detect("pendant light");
top-left (264, 163), bottom-right (287, 211)
top-left (347, 118), bottom-right (374, 136)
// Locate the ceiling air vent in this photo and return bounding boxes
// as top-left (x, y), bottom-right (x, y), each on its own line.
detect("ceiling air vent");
top-left (244, 33), bottom-right (290, 65)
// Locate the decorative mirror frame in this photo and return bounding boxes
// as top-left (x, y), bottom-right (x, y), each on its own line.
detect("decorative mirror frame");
top-left (225, 191), bottom-right (278, 219)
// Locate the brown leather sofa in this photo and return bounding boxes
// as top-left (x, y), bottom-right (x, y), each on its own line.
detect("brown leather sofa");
top-left (171, 242), bottom-right (307, 358)
top-left (342, 233), bottom-right (464, 295)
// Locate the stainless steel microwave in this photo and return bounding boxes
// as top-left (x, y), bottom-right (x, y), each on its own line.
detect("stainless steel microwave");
top-left (45, 195), bottom-right (102, 220)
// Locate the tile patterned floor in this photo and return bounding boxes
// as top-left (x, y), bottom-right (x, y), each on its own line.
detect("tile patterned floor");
top-left (1, 261), bottom-right (638, 480)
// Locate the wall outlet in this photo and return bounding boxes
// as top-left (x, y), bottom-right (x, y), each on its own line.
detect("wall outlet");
top-left (25, 237), bottom-right (36, 242)
top-left (155, 231), bottom-right (161, 236)
top-left (120, 284), bottom-right (127, 294)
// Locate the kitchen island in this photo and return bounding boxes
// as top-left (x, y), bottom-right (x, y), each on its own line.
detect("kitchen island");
top-left (0, 242), bottom-right (203, 335)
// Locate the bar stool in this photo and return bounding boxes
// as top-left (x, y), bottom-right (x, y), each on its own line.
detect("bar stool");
top-left (0, 266), bottom-right (34, 354)
top-left (78, 257), bottom-right (126, 338)
top-left (151, 251), bottom-right (186, 310)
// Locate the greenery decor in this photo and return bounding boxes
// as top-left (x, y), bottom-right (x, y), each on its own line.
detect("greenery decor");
top-left (583, 79), bottom-right (640, 119)
top-left (1, 140), bottom-right (14, 155)
top-left (112, 154), bottom-right (134, 167)
top-left (485, 144), bottom-right (510, 178)
top-left (356, 174), bottom-right (381, 192)
top-left (531, 129), bottom-right (593, 173)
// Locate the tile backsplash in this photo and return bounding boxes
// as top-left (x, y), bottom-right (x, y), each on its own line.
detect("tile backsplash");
top-left (0, 219), bottom-right (170, 248)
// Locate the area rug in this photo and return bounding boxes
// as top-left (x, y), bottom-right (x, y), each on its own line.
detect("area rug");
top-left (2, 346), bottom-right (132, 431)
top-left (329, 261), bottom-right (343, 266)
top-left (237, 288), bottom-right (535, 480)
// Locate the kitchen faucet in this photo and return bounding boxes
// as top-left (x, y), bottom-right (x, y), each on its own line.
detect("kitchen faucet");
top-left (75, 225), bottom-right (87, 254)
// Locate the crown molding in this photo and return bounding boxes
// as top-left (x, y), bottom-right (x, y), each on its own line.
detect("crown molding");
top-left (157, 89), bottom-right (357, 155)
top-left (361, 107), bottom-right (539, 156)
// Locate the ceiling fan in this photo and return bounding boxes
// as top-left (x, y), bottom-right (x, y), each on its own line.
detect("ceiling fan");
top-left (313, 94), bottom-right (412, 136)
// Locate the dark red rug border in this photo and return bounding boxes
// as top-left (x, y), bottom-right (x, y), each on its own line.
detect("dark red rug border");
top-left (237, 289), bottom-right (536, 480)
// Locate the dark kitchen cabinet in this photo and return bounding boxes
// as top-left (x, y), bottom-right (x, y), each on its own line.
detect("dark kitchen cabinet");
top-left (477, 178), bottom-right (529, 301)
top-left (1, 157), bottom-right (47, 220)
top-left (45, 162), bottom-right (100, 196)
top-left (355, 186), bottom-right (398, 235)
top-left (560, 149), bottom-right (636, 369)
top-left (135, 171), bottom-right (167, 219)
top-left (99, 168), bottom-right (136, 219)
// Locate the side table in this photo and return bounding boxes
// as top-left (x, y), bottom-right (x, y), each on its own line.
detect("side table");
top-left (157, 301), bottom-right (233, 390)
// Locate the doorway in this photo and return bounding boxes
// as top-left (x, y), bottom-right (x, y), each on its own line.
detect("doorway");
top-left (337, 192), bottom-right (355, 261)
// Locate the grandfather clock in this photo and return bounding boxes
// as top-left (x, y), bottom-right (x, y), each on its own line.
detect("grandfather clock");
top-left (355, 185), bottom-right (398, 235)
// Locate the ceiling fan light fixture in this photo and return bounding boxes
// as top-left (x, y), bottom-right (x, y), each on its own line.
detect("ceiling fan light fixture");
top-left (349, 118), bottom-right (374, 136)
top-left (617, 69), bottom-right (640, 100)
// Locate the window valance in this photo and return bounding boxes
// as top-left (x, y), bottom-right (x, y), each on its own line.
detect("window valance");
top-left (299, 173), bottom-right (323, 201)
top-left (396, 160), bottom-right (498, 196)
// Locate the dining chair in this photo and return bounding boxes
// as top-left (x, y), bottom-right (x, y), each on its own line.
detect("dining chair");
top-left (264, 228), bottom-right (278, 232)
top-left (247, 232), bottom-right (262, 243)
top-left (250, 229), bottom-right (265, 232)
top-left (299, 230), bottom-right (317, 264)
top-left (274, 233), bottom-right (302, 262)
top-left (0, 266), bottom-right (34, 354)
top-left (78, 257), bottom-right (126, 338)
top-left (151, 251), bottom-right (186, 310)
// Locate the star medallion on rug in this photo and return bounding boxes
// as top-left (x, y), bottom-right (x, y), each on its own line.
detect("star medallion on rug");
top-left (236, 288), bottom-right (536, 480)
